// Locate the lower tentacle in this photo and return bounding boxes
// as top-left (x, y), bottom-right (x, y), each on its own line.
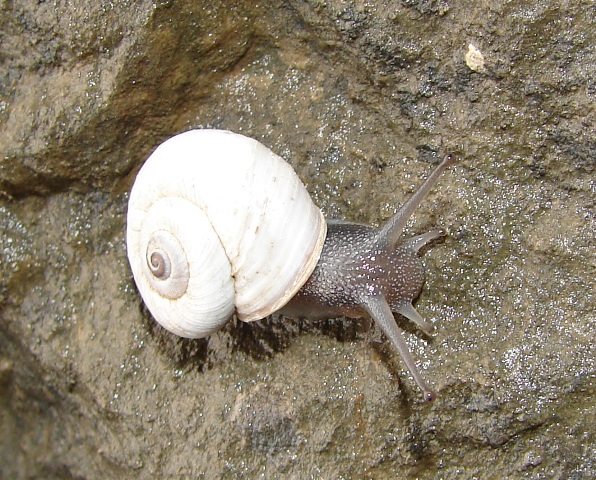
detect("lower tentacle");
top-left (360, 294), bottom-right (436, 402)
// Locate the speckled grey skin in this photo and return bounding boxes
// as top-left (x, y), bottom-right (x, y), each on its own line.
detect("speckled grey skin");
top-left (281, 155), bottom-right (455, 402)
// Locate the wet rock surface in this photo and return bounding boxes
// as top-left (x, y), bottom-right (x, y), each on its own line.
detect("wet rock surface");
top-left (1, 0), bottom-right (594, 478)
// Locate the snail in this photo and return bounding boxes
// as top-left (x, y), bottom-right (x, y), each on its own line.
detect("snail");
top-left (126, 129), bottom-right (455, 401)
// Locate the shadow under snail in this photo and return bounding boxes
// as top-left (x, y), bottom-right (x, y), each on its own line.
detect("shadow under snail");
top-left (126, 129), bottom-right (455, 401)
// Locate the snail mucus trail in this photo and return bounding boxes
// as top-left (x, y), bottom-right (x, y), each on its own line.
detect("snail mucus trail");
top-left (126, 129), bottom-right (455, 402)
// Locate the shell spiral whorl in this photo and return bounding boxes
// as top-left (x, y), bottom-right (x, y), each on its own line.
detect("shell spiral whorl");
top-left (148, 250), bottom-right (168, 279)
top-left (126, 129), bottom-right (327, 339)
top-left (148, 251), bottom-right (167, 278)
top-left (145, 229), bottom-right (189, 298)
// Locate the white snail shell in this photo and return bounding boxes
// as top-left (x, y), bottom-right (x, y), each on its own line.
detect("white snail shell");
top-left (126, 129), bottom-right (327, 338)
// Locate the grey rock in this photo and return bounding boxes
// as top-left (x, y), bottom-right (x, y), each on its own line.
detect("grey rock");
top-left (1, 0), bottom-right (594, 478)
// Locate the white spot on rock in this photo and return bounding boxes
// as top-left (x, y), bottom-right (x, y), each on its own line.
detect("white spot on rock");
top-left (465, 43), bottom-right (486, 73)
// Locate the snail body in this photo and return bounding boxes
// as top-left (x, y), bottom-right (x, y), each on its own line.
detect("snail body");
top-left (127, 129), bottom-right (454, 401)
